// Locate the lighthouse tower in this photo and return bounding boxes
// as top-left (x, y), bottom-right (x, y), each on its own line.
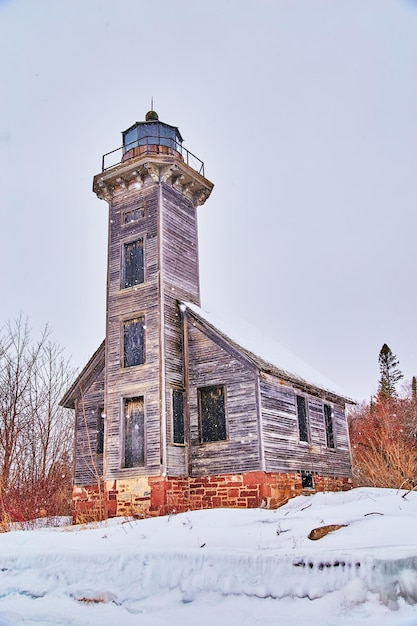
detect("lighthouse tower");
top-left (93, 110), bottom-right (213, 514)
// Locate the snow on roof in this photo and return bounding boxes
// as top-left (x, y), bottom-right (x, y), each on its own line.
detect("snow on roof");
top-left (182, 302), bottom-right (354, 402)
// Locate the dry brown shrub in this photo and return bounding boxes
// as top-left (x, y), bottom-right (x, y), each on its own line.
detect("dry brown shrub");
top-left (349, 397), bottom-right (417, 489)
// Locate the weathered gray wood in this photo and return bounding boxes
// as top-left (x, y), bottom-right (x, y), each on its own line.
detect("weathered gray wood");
top-left (260, 373), bottom-right (352, 477)
top-left (100, 177), bottom-right (208, 481)
top-left (185, 315), bottom-right (260, 476)
top-left (74, 364), bottom-right (105, 486)
top-left (104, 183), bottom-right (161, 479)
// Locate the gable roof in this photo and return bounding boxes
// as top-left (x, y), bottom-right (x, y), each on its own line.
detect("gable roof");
top-left (60, 305), bottom-right (354, 410)
top-left (182, 302), bottom-right (355, 404)
top-left (60, 340), bottom-right (105, 409)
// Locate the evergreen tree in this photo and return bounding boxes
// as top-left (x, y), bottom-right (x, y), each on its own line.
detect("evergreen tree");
top-left (412, 376), bottom-right (417, 399)
top-left (377, 343), bottom-right (403, 400)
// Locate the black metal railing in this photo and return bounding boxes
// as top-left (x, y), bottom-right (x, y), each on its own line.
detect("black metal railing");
top-left (101, 135), bottom-right (205, 177)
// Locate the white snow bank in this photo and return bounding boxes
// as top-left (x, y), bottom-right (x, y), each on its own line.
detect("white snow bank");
top-left (0, 488), bottom-right (416, 625)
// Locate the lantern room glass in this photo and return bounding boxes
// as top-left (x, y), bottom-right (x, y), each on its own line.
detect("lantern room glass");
top-left (123, 121), bottom-right (182, 154)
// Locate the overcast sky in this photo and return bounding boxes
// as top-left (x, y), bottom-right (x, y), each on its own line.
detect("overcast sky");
top-left (1, 0), bottom-right (416, 402)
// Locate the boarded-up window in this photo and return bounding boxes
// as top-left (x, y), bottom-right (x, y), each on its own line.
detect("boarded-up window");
top-left (124, 396), bottom-right (145, 468)
top-left (96, 407), bottom-right (105, 455)
top-left (172, 389), bottom-right (185, 444)
top-left (123, 207), bottom-right (144, 224)
top-left (324, 403), bottom-right (335, 448)
top-left (296, 395), bottom-right (309, 443)
top-left (198, 386), bottom-right (226, 443)
top-left (123, 317), bottom-right (145, 367)
top-left (123, 239), bottom-right (144, 288)
top-left (301, 470), bottom-right (314, 489)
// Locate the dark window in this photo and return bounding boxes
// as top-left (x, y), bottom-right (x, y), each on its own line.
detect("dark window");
top-left (296, 395), bottom-right (309, 443)
top-left (96, 407), bottom-right (105, 455)
top-left (172, 390), bottom-right (185, 444)
top-left (301, 471), bottom-right (314, 489)
top-left (123, 239), bottom-right (144, 288)
top-left (123, 317), bottom-right (145, 367)
top-left (123, 207), bottom-right (144, 224)
top-left (198, 386), bottom-right (226, 443)
top-left (324, 403), bottom-right (335, 448)
top-left (124, 396), bottom-right (145, 468)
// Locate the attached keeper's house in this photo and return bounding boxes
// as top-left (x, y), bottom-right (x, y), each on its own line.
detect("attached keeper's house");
top-left (61, 110), bottom-right (353, 521)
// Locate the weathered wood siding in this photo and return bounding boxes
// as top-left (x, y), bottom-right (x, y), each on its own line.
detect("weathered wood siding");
top-left (74, 365), bottom-right (105, 485)
top-left (186, 317), bottom-right (261, 476)
top-left (164, 293), bottom-right (187, 476)
top-left (104, 182), bottom-right (161, 480)
top-left (161, 184), bottom-right (201, 476)
top-left (103, 180), bottom-right (203, 480)
top-left (161, 184), bottom-right (200, 306)
top-left (260, 373), bottom-right (352, 477)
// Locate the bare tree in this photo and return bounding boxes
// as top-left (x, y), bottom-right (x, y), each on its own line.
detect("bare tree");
top-left (0, 316), bottom-right (41, 492)
top-left (25, 340), bottom-right (73, 483)
top-left (0, 316), bottom-right (75, 520)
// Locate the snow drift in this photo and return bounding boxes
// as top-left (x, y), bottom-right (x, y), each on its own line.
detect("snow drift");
top-left (0, 488), bottom-right (417, 625)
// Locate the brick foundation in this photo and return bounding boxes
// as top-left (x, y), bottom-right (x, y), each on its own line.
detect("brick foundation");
top-left (72, 472), bottom-right (352, 522)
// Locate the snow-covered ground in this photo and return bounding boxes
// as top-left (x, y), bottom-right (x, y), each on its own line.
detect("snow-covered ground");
top-left (0, 488), bottom-right (417, 625)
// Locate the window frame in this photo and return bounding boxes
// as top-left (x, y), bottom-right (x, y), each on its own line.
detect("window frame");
top-left (198, 385), bottom-right (227, 444)
top-left (122, 315), bottom-right (146, 369)
top-left (96, 407), bottom-right (105, 455)
top-left (323, 403), bottom-right (336, 449)
top-left (121, 236), bottom-right (145, 290)
top-left (122, 395), bottom-right (146, 469)
top-left (301, 470), bottom-right (315, 490)
top-left (172, 388), bottom-right (185, 445)
top-left (296, 394), bottom-right (310, 444)
top-left (122, 206), bottom-right (145, 225)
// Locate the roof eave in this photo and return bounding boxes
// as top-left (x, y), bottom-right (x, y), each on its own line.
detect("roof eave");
top-left (59, 340), bottom-right (105, 409)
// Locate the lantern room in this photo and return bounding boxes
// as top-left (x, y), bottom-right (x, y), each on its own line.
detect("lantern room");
top-left (122, 110), bottom-right (183, 160)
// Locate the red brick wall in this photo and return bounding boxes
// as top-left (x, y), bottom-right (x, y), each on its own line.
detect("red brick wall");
top-left (72, 472), bottom-right (352, 522)
top-left (161, 472), bottom-right (352, 515)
